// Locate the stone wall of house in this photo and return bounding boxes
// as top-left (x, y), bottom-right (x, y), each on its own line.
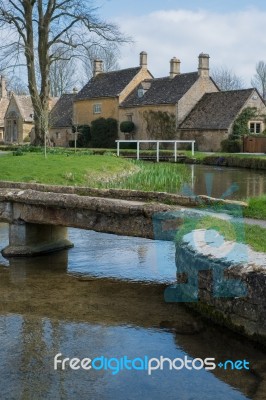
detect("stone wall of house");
top-left (178, 129), bottom-right (228, 151)
top-left (73, 97), bottom-right (119, 126)
top-left (177, 76), bottom-right (218, 124)
top-left (22, 122), bottom-right (33, 142)
top-left (119, 104), bottom-right (176, 140)
top-left (49, 127), bottom-right (73, 147)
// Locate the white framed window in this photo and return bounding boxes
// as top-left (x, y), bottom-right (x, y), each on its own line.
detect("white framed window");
top-left (93, 103), bottom-right (102, 114)
top-left (249, 122), bottom-right (261, 134)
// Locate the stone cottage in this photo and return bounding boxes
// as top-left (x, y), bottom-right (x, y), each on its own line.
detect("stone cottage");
top-left (178, 88), bottom-right (266, 151)
top-left (0, 76), bottom-right (10, 142)
top-left (4, 94), bottom-right (34, 143)
top-left (73, 52), bottom-right (153, 126)
top-left (119, 53), bottom-right (219, 140)
top-left (49, 93), bottom-right (75, 146)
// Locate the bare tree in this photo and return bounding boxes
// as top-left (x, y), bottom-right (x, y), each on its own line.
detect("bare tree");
top-left (49, 46), bottom-right (77, 97)
top-left (82, 43), bottom-right (120, 82)
top-left (7, 75), bottom-right (28, 95)
top-left (211, 66), bottom-right (244, 91)
top-left (251, 61), bottom-right (266, 100)
top-left (0, 1), bottom-right (127, 145)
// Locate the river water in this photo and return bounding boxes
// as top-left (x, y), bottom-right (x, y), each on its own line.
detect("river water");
top-left (0, 224), bottom-right (265, 400)
top-left (182, 164), bottom-right (266, 200)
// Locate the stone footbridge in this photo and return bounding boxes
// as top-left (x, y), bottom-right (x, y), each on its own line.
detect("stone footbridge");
top-left (0, 183), bottom-right (246, 257)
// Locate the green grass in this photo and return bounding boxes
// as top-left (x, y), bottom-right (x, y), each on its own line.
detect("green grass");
top-left (0, 153), bottom-right (137, 186)
top-left (0, 153), bottom-right (191, 191)
top-left (176, 215), bottom-right (266, 253)
top-left (244, 196), bottom-right (266, 220)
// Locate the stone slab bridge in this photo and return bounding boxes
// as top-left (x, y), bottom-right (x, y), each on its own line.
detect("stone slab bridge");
top-left (0, 183), bottom-right (246, 257)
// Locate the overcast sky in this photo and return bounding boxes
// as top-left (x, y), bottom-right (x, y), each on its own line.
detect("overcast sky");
top-left (99, 0), bottom-right (266, 86)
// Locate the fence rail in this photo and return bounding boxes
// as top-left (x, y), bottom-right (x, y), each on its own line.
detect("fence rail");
top-left (115, 140), bottom-right (195, 162)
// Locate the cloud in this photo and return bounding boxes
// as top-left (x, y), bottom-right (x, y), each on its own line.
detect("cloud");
top-left (115, 7), bottom-right (266, 85)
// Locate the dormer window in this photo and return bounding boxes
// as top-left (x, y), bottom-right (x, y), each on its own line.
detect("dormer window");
top-left (137, 88), bottom-right (145, 98)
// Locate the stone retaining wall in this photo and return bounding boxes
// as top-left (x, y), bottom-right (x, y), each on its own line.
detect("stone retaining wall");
top-left (166, 230), bottom-right (266, 346)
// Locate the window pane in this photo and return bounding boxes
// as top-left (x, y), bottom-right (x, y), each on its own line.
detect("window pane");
top-left (256, 123), bottom-right (261, 133)
top-left (250, 123), bottom-right (255, 133)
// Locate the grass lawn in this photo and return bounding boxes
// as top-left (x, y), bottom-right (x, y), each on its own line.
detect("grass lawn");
top-left (0, 153), bottom-right (137, 186)
top-left (0, 152), bottom-right (190, 191)
top-left (176, 215), bottom-right (266, 253)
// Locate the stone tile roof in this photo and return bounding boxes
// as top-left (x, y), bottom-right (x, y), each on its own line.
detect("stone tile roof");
top-left (49, 94), bottom-right (74, 128)
top-left (121, 72), bottom-right (199, 107)
top-left (14, 95), bottom-right (34, 122)
top-left (75, 67), bottom-right (142, 100)
top-left (179, 89), bottom-right (254, 130)
top-left (0, 98), bottom-right (10, 127)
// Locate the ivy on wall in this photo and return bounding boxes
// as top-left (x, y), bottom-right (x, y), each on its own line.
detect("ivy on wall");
top-left (232, 107), bottom-right (258, 137)
top-left (142, 110), bottom-right (176, 140)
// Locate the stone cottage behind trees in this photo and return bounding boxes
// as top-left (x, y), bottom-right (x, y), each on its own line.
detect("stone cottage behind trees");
top-left (4, 95), bottom-right (58, 145)
top-left (2, 50), bottom-right (263, 150)
top-left (49, 93), bottom-right (75, 147)
top-left (4, 94), bottom-right (34, 143)
top-left (0, 76), bottom-right (9, 142)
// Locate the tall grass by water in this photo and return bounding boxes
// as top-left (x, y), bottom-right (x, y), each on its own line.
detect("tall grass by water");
top-left (96, 160), bottom-right (191, 193)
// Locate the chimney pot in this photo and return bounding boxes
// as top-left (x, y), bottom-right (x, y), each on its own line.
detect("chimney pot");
top-left (140, 51), bottom-right (147, 69)
top-left (0, 76), bottom-right (7, 98)
top-left (170, 57), bottom-right (181, 78)
top-left (93, 59), bottom-right (103, 77)
top-left (198, 53), bottom-right (210, 77)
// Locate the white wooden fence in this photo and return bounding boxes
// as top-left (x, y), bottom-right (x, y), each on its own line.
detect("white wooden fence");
top-left (115, 140), bottom-right (195, 162)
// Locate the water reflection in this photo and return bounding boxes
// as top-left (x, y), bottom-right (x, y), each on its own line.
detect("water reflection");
top-left (0, 224), bottom-right (265, 399)
top-left (184, 164), bottom-right (266, 199)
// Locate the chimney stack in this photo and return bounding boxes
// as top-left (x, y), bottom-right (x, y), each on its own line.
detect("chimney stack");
top-left (140, 51), bottom-right (147, 69)
top-left (170, 57), bottom-right (180, 78)
top-left (93, 59), bottom-right (103, 77)
top-left (0, 76), bottom-right (7, 98)
top-left (198, 53), bottom-right (210, 77)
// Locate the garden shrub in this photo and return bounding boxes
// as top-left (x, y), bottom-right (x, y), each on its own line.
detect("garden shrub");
top-left (91, 118), bottom-right (118, 148)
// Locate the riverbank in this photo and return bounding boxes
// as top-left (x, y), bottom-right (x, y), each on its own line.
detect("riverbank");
top-left (1, 144), bottom-right (266, 169)
top-left (0, 151), bottom-right (265, 222)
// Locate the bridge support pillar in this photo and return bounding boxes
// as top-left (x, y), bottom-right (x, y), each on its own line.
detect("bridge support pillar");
top-left (2, 222), bottom-right (73, 257)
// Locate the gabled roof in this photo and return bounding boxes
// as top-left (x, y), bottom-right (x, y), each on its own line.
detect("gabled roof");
top-left (75, 67), bottom-right (143, 100)
top-left (14, 95), bottom-right (34, 122)
top-left (0, 98), bottom-right (10, 127)
top-left (121, 72), bottom-right (199, 107)
top-left (179, 89), bottom-right (255, 130)
top-left (49, 94), bottom-right (74, 128)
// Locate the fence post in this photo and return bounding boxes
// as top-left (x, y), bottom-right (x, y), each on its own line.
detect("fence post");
top-left (157, 141), bottom-right (160, 162)
top-left (137, 141), bottom-right (140, 160)
top-left (117, 141), bottom-right (120, 157)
